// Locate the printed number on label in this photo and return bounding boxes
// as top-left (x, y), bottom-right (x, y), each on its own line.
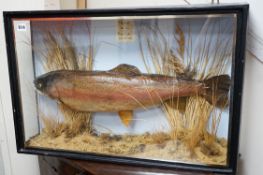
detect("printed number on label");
top-left (17, 24), bottom-right (26, 31)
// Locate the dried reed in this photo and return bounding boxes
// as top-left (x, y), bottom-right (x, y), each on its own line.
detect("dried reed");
top-left (59, 103), bottom-right (92, 137)
top-left (42, 31), bottom-right (78, 71)
top-left (41, 116), bottom-right (67, 138)
top-left (40, 23), bottom-right (94, 137)
top-left (138, 20), bottom-right (232, 154)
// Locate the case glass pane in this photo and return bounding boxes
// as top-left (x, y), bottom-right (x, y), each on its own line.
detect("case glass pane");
top-left (12, 13), bottom-right (236, 166)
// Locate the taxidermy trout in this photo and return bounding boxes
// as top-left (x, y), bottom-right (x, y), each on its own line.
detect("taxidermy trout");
top-left (34, 64), bottom-right (230, 126)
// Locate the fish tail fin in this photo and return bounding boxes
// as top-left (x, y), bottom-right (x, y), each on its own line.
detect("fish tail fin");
top-left (201, 75), bottom-right (231, 108)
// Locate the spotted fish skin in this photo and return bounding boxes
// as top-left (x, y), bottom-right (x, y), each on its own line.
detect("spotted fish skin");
top-left (34, 64), bottom-right (203, 112)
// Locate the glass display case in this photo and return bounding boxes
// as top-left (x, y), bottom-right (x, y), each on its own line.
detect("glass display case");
top-left (4, 3), bottom-right (248, 174)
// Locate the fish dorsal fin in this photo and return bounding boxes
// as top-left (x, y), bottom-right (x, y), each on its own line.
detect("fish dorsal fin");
top-left (118, 110), bottom-right (133, 127)
top-left (109, 64), bottom-right (141, 75)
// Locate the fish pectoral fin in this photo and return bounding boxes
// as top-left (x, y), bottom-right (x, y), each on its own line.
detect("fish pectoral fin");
top-left (118, 110), bottom-right (133, 127)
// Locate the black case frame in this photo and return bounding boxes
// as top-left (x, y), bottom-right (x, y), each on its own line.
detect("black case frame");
top-left (4, 3), bottom-right (248, 175)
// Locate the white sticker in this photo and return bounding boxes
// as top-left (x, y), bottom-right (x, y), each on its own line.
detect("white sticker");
top-left (17, 23), bottom-right (27, 31)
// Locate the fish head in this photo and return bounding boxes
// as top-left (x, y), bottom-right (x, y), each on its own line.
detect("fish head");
top-left (34, 71), bottom-right (61, 99)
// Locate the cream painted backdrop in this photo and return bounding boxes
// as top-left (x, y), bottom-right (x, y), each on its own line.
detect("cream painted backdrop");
top-left (0, 0), bottom-right (262, 175)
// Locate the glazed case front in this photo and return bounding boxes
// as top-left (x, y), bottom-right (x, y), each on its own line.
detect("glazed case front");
top-left (4, 4), bottom-right (248, 174)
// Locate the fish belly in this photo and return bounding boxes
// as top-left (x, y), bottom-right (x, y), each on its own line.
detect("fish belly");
top-left (58, 83), bottom-right (173, 112)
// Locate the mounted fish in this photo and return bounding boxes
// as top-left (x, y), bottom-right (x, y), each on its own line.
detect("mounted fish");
top-left (34, 64), bottom-right (230, 126)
